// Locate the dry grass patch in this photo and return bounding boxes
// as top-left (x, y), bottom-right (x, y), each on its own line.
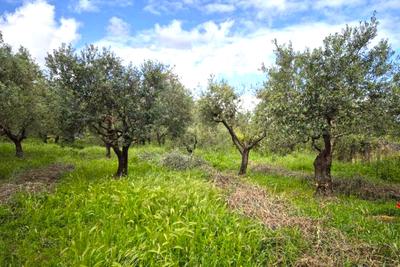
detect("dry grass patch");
top-left (0, 163), bottom-right (74, 204)
top-left (213, 173), bottom-right (316, 230)
top-left (212, 172), bottom-right (394, 266)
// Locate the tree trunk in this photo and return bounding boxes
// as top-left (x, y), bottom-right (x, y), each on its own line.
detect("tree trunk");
top-left (156, 132), bottom-right (162, 146)
top-left (114, 146), bottom-right (129, 177)
top-left (55, 135), bottom-right (60, 144)
top-left (13, 139), bottom-right (24, 158)
top-left (156, 132), bottom-right (166, 146)
top-left (314, 133), bottom-right (333, 195)
top-left (4, 129), bottom-right (25, 158)
top-left (105, 143), bottom-right (111, 158)
top-left (238, 148), bottom-right (249, 175)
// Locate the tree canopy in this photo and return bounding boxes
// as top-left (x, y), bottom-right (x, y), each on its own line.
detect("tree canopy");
top-left (260, 16), bottom-right (398, 194)
top-left (199, 79), bottom-right (266, 175)
top-left (0, 34), bottom-right (44, 157)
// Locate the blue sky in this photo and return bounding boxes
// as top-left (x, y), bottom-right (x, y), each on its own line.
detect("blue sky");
top-left (0, 0), bottom-right (399, 106)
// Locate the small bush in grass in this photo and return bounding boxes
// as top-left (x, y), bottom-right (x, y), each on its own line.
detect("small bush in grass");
top-left (162, 151), bottom-right (207, 170)
top-left (373, 157), bottom-right (400, 182)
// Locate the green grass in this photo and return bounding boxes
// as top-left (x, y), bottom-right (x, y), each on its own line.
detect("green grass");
top-left (266, 151), bottom-right (400, 183)
top-left (199, 149), bottom-right (400, 263)
top-left (0, 141), bottom-right (399, 265)
top-left (0, 141), bottom-right (306, 266)
top-left (222, 149), bottom-right (400, 183)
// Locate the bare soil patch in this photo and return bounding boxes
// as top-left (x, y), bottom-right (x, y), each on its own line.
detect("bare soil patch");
top-left (0, 163), bottom-right (74, 204)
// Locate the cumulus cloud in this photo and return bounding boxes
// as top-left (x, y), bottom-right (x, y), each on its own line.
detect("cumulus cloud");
top-left (0, 0), bottom-right (80, 65)
top-left (96, 14), bottom-right (400, 106)
top-left (143, 0), bottom-right (398, 22)
top-left (107, 16), bottom-right (130, 36)
top-left (96, 18), bottom-right (353, 95)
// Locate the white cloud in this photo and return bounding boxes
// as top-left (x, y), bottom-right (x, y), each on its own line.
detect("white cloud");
top-left (143, 0), bottom-right (310, 18)
top-left (314, 0), bottom-right (363, 9)
top-left (239, 94), bottom-right (261, 111)
top-left (107, 16), bottom-right (130, 36)
top-left (238, 0), bottom-right (288, 11)
top-left (144, 0), bottom-right (192, 15)
top-left (73, 0), bottom-right (133, 13)
top-left (74, 0), bottom-right (98, 12)
top-left (97, 14), bottom-right (400, 103)
top-left (96, 18), bottom-right (353, 95)
top-left (0, 0), bottom-right (80, 65)
top-left (204, 3), bottom-right (236, 13)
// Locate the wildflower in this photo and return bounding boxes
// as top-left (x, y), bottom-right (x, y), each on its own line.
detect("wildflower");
top-left (397, 202), bottom-right (400, 209)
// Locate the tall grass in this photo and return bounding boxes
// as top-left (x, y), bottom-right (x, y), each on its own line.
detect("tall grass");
top-left (0, 141), bottom-right (307, 266)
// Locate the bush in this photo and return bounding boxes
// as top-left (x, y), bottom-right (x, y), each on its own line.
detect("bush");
top-left (373, 157), bottom-right (400, 182)
top-left (161, 151), bottom-right (207, 170)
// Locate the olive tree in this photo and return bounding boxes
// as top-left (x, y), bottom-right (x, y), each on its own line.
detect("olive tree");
top-left (199, 79), bottom-right (266, 175)
top-left (47, 45), bottom-right (169, 177)
top-left (46, 44), bottom-right (85, 144)
top-left (152, 76), bottom-right (193, 145)
top-left (261, 16), bottom-right (398, 195)
top-left (0, 34), bottom-right (43, 157)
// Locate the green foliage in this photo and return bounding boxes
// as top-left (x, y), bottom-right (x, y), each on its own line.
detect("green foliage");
top-left (47, 45), bottom-right (184, 175)
top-left (261, 15), bottom-right (398, 151)
top-left (46, 44), bottom-right (85, 142)
top-left (198, 79), bottom-right (266, 174)
top-left (198, 79), bottom-right (265, 145)
top-left (0, 35), bottom-right (43, 144)
top-left (198, 79), bottom-right (239, 126)
top-left (152, 74), bottom-right (193, 144)
top-left (373, 157), bottom-right (400, 182)
top-left (187, 103), bottom-right (232, 150)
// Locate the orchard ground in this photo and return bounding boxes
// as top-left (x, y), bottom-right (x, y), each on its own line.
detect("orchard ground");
top-left (0, 140), bottom-right (399, 266)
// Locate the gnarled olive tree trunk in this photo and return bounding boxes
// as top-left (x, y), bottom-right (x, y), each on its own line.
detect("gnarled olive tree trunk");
top-left (112, 145), bottom-right (129, 177)
top-left (313, 133), bottom-right (333, 195)
top-left (2, 128), bottom-right (26, 158)
top-left (105, 143), bottom-right (111, 158)
top-left (238, 148), bottom-right (250, 175)
top-left (13, 139), bottom-right (24, 158)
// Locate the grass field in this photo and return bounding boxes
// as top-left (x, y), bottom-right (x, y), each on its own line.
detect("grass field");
top-left (0, 140), bottom-right (399, 266)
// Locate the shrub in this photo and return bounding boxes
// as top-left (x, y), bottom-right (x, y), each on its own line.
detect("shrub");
top-left (161, 151), bottom-right (207, 170)
top-left (373, 157), bottom-right (400, 182)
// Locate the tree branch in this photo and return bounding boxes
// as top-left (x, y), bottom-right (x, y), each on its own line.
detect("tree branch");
top-left (311, 135), bottom-right (322, 152)
top-left (248, 131), bottom-right (266, 149)
top-left (221, 120), bottom-right (244, 154)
